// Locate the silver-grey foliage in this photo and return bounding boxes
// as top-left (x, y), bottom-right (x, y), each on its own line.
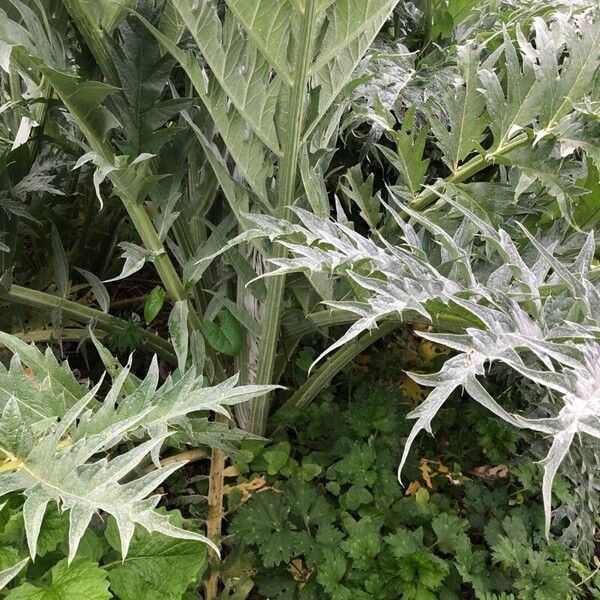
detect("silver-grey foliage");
top-left (245, 198), bottom-right (600, 541)
top-left (0, 332), bottom-right (276, 563)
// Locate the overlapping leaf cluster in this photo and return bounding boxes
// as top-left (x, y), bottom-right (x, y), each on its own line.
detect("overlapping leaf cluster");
top-left (0, 331), bottom-right (274, 570)
top-left (245, 195), bottom-right (600, 538)
top-left (0, 0), bottom-right (599, 595)
top-left (234, 5), bottom-right (600, 541)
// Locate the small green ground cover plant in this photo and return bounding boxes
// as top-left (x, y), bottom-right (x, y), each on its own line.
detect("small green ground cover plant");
top-left (222, 336), bottom-right (600, 599)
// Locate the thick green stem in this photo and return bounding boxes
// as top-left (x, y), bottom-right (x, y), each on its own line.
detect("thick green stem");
top-left (29, 79), bottom-right (51, 163)
top-left (410, 133), bottom-right (530, 212)
top-left (250, 0), bottom-right (318, 435)
top-left (58, 2), bottom-right (206, 337)
top-left (61, 0), bottom-right (120, 86)
top-left (423, 0), bottom-right (433, 44)
top-left (1, 283), bottom-right (176, 362)
top-left (272, 321), bottom-right (399, 426)
top-left (283, 307), bottom-right (480, 340)
top-left (250, 247), bottom-right (287, 432)
top-left (84, 165), bottom-right (205, 337)
top-left (2, 328), bottom-right (99, 345)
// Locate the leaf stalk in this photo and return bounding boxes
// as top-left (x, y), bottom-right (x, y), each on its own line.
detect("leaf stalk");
top-left (411, 132), bottom-right (531, 211)
top-left (250, 0), bottom-right (318, 435)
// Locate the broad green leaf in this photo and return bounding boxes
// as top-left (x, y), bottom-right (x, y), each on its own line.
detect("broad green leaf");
top-left (71, 0), bottom-right (135, 33)
top-left (0, 332), bottom-right (88, 405)
top-left (430, 43), bottom-right (487, 171)
top-left (224, 0), bottom-right (295, 85)
top-left (431, 513), bottom-right (470, 555)
top-left (34, 65), bottom-right (119, 146)
top-left (229, 489), bottom-right (312, 567)
top-left (109, 14), bottom-right (190, 156)
top-left (0, 558), bottom-right (28, 591)
top-left (180, 111), bottom-right (255, 228)
top-left (138, 16), bottom-right (273, 201)
top-left (201, 308), bottom-right (244, 357)
top-left (208, 294), bottom-right (261, 337)
top-left (5, 559), bottom-right (110, 600)
top-left (386, 530), bottom-right (450, 594)
top-left (309, 0), bottom-right (400, 123)
top-left (429, 0), bottom-right (481, 40)
top-left (0, 548), bottom-right (21, 573)
top-left (105, 515), bottom-right (207, 600)
top-left (0, 0), bottom-right (65, 71)
top-left (36, 503), bottom-right (69, 557)
top-left (0, 353), bottom-right (66, 428)
top-left (171, 0), bottom-right (281, 155)
top-left (341, 516), bottom-right (381, 568)
top-left (62, 529), bottom-right (107, 563)
top-left (316, 549), bottom-right (347, 593)
top-left (300, 148), bottom-right (330, 218)
top-left (535, 16), bottom-right (600, 129)
top-left (574, 158), bottom-right (600, 229)
top-left (144, 286), bottom-right (165, 326)
top-left (390, 106), bottom-right (430, 195)
top-left (339, 165), bottom-right (380, 229)
top-left (479, 29), bottom-right (541, 148)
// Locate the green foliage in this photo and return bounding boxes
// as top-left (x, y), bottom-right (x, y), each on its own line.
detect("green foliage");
top-left (0, 495), bottom-right (209, 600)
top-left (108, 12), bottom-right (191, 157)
top-left (106, 314), bottom-right (146, 355)
top-left (386, 106), bottom-right (430, 196)
top-left (241, 6), bottom-right (600, 540)
top-left (429, 43), bottom-right (487, 172)
top-left (0, 0), bottom-right (600, 598)
top-left (6, 559), bottom-right (111, 600)
top-left (201, 309), bottom-right (244, 358)
top-left (227, 378), bottom-right (598, 598)
top-left (104, 515), bottom-right (207, 600)
top-left (144, 286), bottom-right (165, 326)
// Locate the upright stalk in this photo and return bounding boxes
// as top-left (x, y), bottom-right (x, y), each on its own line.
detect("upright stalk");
top-left (423, 0), bottom-right (433, 45)
top-left (61, 0), bottom-right (120, 86)
top-left (250, 0), bottom-right (318, 434)
top-left (113, 176), bottom-right (200, 327)
top-left (28, 79), bottom-right (51, 163)
top-left (51, 5), bottom-right (203, 332)
top-left (204, 414), bottom-right (227, 600)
